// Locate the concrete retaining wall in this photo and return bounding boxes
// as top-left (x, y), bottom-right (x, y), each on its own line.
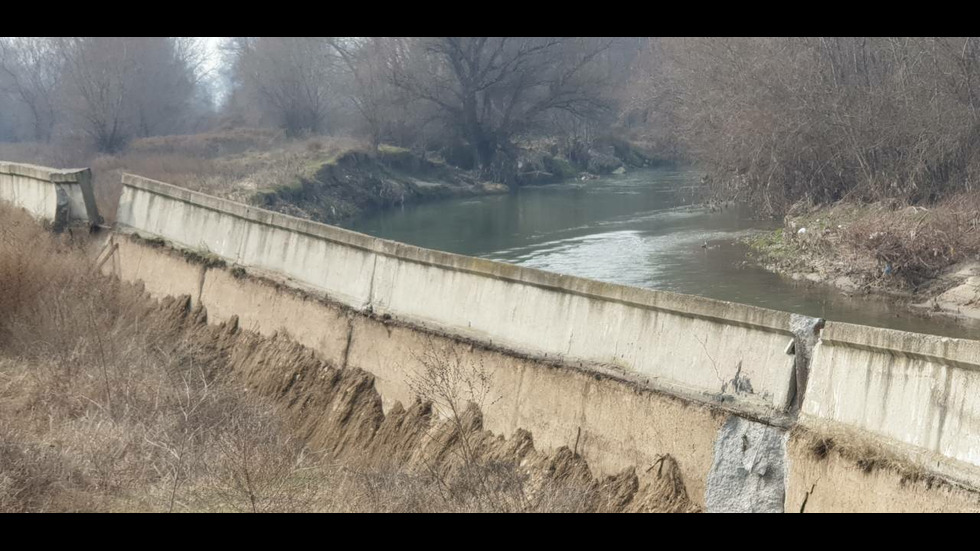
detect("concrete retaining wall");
top-left (96, 169), bottom-right (980, 510)
top-left (0, 161), bottom-right (101, 226)
top-left (799, 322), bottom-right (980, 489)
top-left (105, 236), bottom-right (729, 504)
top-left (115, 173), bottom-right (803, 421)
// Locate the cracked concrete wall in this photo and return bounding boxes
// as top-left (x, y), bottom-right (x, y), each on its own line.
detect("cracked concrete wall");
top-left (115, 173), bottom-right (802, 419)
top-left (108, 235), bottom-right (980, 512)
top-left (106, 236), bottom-right (728, 507)
top-left (107, 172), bottom-right (980, 511)
top-left (803, 322), bottom-right (980, 472)
top-left (788, 314), bottom-right (823, 412)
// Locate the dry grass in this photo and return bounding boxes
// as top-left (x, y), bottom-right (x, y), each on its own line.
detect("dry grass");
top-left (0, 204), bottom-right (321, 512)
top-left (91, 133), bottom-right (366, 223)
top-left (0, 130), bottom-right (369, 224)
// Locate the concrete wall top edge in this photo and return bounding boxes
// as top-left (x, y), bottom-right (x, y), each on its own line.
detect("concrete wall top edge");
top-left (119, 172), bottom-right (794, 333)
top-left (0, 161), bottom-right (88, 183)
top-left (820, 321), bottom-right (980, 368)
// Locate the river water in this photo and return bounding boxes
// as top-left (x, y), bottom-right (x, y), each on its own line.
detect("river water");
top-left (341, 168), bottom-right (980, 339)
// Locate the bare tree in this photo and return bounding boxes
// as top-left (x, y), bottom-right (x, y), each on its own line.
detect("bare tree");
top-left (229, 37), bottom-right (344, 136)
top-left (129, 37), bottom-right (209, 138)
top-left (327, 37), bottom-right (407, 149)
top-left (387, 37), bottom-right (618, 173)
top-left (0, 37), bottom-right (61, 142)
top-left (54, 37), bottom-right (206, 152)
top-left (631, 37), bottom-right (980, 213)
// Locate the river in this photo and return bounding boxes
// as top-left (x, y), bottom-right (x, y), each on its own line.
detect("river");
top-left (341, 168), bottom-right (980, 339)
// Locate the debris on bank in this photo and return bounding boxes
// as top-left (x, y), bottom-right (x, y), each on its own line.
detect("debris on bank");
top-left (744, 198), bottom-right (980, 321)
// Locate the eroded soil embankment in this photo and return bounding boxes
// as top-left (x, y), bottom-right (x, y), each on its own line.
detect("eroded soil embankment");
top-left (746, 199), bottom-right (980, 322)
top-left (155, 292), bottom-right (700, 512)
top-left (252, 149), bottom-right (507, 224)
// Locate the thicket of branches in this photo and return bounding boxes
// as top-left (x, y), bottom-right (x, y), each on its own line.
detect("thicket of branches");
top-left (3, 37), bottom-right (643, 167)
top-left (224, 37), bottom-right (643, 173)
top-left (15, 35), bottom-right (980, 204)
top-left (626, 37), bottom-right (980, 214)
top-left (0, 37), bottom-right (211, 152)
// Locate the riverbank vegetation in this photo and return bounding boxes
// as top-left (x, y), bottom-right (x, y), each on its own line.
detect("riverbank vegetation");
top-left (10, 37), bottom-right (980, 214)
top-left (747, 196), bottom-right (980, 290)
top-left (628, 37), bottom-right (980, 212)
top-left (623, 38), bottom-right (980, 304)
top-left (1, 37), bottom-right (664, 222)
top-left (6, 37), bottom-right (980, 301)
top-left (0, 37), bottom-right (659, 177)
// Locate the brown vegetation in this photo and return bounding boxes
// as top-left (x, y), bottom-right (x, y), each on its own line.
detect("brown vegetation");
top-left (1, 37), bottom-right (209, 152)
top-left (0, 130), bottom-right (368, 223)
top-left (0, 204), bottom-right (317, 512)
top-left (628, 37), bottom-right (980, 214)
top-left (749, 193), bottom-right (980, 293)
top-left (840, 195), bottom-right (980, 285)
top-left (4, 37), bottom-right (646, 185)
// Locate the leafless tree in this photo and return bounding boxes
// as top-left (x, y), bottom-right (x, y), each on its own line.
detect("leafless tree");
top-left (228, 37), bottom-right (345, 136)
top-left (630, 37), bottom-right (980, 213)
top-left (129, 37), bottom-right (210, 138)
top-left (387, 37), bottom-right (618, 173)
top-left (0, 37), bottom-right (61, 142)
top-left (326, 37), bottom-right (407, 149)
top-left (54, 37), bottom-right (205, 152)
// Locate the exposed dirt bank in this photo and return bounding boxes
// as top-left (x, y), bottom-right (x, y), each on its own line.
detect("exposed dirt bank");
top-left (161, 294), bottom-right (701, 512)
top-left (510, 136), bottom-right (668, 186)
top-left (744, 198), bottom-right (980, 322)
top-left (246, 138), bottom-right (668, 225)
top-left (0, 131), bottom-right (508, 226)
top-left (252, 147), bottom-right (507, 224)
top-left (0, 130), bottom-right (666, 227)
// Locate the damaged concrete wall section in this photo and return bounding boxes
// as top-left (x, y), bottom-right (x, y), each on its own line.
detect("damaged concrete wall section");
top-left (8, 161), bottom-right (980, 511)
top-left (0, 161), bottom-right (102, 229)
top-left (706, 416), bottom-right (788, 513)
top-left (114, 174), bottom-right (802, 419)
top-left (107, 172), bottom-right (980, 511)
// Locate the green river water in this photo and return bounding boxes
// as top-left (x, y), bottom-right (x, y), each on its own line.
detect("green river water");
top-left (341, 168), bottom-right (980, 339)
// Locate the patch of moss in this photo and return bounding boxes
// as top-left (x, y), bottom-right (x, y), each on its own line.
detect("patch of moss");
top-left (378, 144), bottom-right (410, 155)
top-left (181, 248), bottom-right (226, 269)
top-left (745, 228), bottom-right (790, 256)
top-left (301, 152), bottom-right (350, 177)
top-left (136, 234), bottom-right (167, 248)
top-left (250, 190), bottom-right (277, 206)
top-left (280, 177), bottom-right (308, 192)
top-left (543, 156), bottom-right (579, 180)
